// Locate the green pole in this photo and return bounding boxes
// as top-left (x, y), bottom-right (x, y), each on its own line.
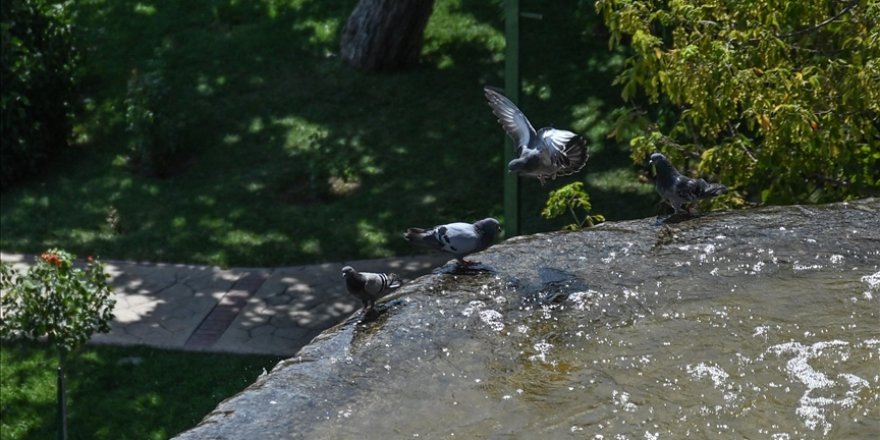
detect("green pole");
top-left (504, 0), bottom-right (521, 236)
top-left (57, 349), bottom-right (68, 440)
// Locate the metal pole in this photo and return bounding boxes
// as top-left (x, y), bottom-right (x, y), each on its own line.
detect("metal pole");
top-left (504, 0), bottom-right (521, 236)
top-left (57, 349), bottom-right (68, 440)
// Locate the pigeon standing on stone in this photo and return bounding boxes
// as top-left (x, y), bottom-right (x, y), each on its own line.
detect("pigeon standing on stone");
top-left (649, 152), bottom-right (727, 216)
top-left (484, 86), bottom-right (589, 185)
top-left (341, 266), bottom-right (401, 314)
top-left (404, 218), bottom-right (502, 266)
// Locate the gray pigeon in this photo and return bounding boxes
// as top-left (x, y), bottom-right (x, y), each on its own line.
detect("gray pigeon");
top-left (484, 86), bottom-right (589, 185)
top-left (404, 218), bottom-right (502, 266)
top-left (341, 266), bottom-right (401, 313)
top-left (649, 152), bottom-right (727, 215)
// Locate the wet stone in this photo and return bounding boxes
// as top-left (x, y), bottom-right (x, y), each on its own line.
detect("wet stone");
top-left (174, 199), bottom-right (880, 440)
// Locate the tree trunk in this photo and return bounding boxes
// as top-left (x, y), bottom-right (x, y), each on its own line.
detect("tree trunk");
top-left (340, 0), bottom-right (435, 72)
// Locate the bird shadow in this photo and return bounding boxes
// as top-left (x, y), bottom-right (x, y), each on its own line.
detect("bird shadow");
top-left (355, 298), bottom-right (408, 324)
top-left (654, 212), bottom-right (696, 226)
top-left (432, 262), bottom-right (497, 276)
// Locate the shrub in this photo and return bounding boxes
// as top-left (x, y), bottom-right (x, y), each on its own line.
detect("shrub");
top-left (597, 0), bottom-right (880, 205)
top-left (124, 55), bottom-right (180, 177)
top-left (0, 0), bottom-right (79, 188)
top-left (0, 249), bottom-right (115, 440)
top-left (542, 181), bottom-right (605, 230)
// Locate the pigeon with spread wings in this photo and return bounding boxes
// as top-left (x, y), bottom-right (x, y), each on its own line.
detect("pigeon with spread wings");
top-left (484, 86), bottom-right (589, 185)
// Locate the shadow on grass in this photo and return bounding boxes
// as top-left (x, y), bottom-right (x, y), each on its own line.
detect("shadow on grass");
top-left (0, 0), bottom-right (653, 267)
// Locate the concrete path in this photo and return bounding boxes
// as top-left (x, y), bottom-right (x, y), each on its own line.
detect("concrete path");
top-left (0, 252), bottom-right (448, 356)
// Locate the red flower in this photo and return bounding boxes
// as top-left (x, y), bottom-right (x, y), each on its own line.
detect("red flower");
top-left (40, 252), bottom-right (62, 268)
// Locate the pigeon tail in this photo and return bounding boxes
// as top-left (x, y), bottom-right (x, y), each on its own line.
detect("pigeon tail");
top-left (701, 183), bottom-right (728, 198)
top-left (404, 228), bottom-right (428, 243)
top-left (386, 273), bottom-right (402, 289)
top-left (558, 135), bottom-right (589, 175)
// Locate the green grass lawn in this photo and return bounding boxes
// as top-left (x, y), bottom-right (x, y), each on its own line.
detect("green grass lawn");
top-left (0, 341), bottom-right (281, 440)
top-left (0, 0), bottom-right (655, 267)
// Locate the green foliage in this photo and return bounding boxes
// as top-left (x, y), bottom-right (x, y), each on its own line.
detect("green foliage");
top-left (0, 0), bottom-right (79, 188)
top-left (596, 0), bottom-right (880, 205)
top-left (124, 51), bottom-right (183, 177)
top-left (542, 181), bottom-right (605, 230)
top-left (0, 249), bottom-right (115, 353)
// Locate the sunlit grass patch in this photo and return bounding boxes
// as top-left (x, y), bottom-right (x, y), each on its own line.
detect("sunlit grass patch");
top-left (0, 340), bottom-right (280, 440)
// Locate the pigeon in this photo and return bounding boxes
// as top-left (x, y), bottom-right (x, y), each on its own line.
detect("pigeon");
top-left (341, 266), bottom-right (401, 313)
top-left (649, 152), bottom-right (727, 216)
top-left (404, 218), bottom-right (502, 266)
top-left (484, 86), bottom-right (589, 185)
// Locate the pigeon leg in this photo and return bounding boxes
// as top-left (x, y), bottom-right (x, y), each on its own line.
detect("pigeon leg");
top-left (457, 258), bottom-right (480, 267)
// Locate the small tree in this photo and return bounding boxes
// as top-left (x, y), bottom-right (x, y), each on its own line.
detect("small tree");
top-left (542, 181), bottom-right (606, 230)
top-left (0, 249), bottom-right (116, 440)
top-left (596, 0), bottom-right (880, 205)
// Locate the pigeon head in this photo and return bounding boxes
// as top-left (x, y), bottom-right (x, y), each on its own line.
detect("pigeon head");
top-left (341, 266), bottom-right (356, 278)
top-left (508, 155), bottom-right (539, 173)
top-left (649, 153), bottom-right (677, 176)
top-left (475, 218), bottom-right (502, 236)
top-left (648, 153), bottom-right (667, 166)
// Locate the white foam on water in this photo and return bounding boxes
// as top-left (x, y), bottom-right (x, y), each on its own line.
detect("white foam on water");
top-left (751, 261), bottom-right (766, 274)
top-left (766, 340), bottom-right (868, 435)
top-left (686, 362), bottom-right (730, 389)
top-left (461, 300), bottom-right (485, 317)
top-left (792, 261), bottom-right (823, 271)
top-left (861, 271), bottom-right (880, 290)
top-left (478, 309), bottom-right (504, 332)
top-left (568, 289), bottom-right (602, 311)
top-left (612, 389), bottom-right (638, 412)
top-left (753, 325), bottom-right (770, 337)
top-left (529, 340), bottom-right (554, 363)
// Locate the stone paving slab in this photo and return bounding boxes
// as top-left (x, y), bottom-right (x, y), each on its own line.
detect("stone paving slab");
top-left (1, 252), bottom-right (449, 356)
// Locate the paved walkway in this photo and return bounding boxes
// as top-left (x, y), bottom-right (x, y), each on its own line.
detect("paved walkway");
top-left (0, 252), bottom-right (448, 356)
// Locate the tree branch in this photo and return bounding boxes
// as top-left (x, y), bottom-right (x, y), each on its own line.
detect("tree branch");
top-left (777, 1), bottom-right (857, 38)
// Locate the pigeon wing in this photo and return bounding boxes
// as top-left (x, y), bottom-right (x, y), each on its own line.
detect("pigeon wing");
top-left (541, 129), bottom-right (589, 175)
top-left (433, 222), bottom-right (482, 255)
top-left (361, 272), bottom-right (398, 297)
top-left (674, 176), bottom-right (702, 203)
top-left (484, 87), bottom-right (537, 154)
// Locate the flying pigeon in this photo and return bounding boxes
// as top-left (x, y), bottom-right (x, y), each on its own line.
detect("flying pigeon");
top-left (484, 86), bottom-right (589, 185)
top-left (649, 152), bottom-right (727, 216)
top-left (404, 218), bottom-right (502, 266)
top-left (341, 266), bottom-right (401, 314)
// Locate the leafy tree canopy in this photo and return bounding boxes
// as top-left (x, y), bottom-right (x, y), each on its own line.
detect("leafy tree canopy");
top-left (596, 0), bottom-right (880, 205)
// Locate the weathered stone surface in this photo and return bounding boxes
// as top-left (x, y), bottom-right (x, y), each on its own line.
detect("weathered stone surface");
top-left (173, 200), bottom-right (880, 440)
